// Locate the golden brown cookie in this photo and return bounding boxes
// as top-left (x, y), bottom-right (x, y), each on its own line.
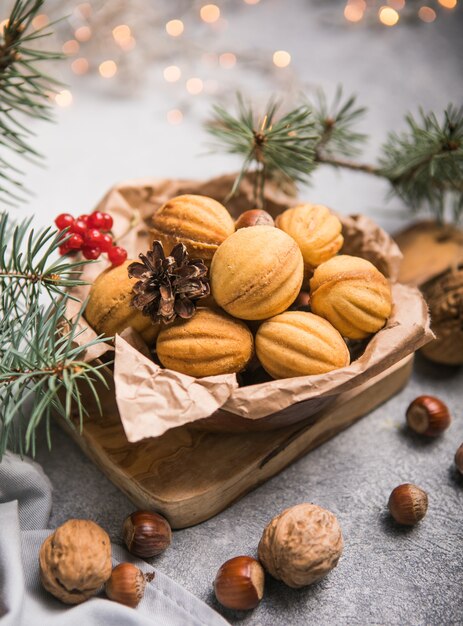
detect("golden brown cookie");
top-left (255, 311), bottom-right (350, 379)
top-left (86, 261), bottom-right (159, 342)
top-left (310, 255), bottom-right (392, 339)
top-left (210, 226), bottom-right (304, 320)
top-left (156, 308), bottom-right (254, 377)
top-left (151, 194), bottom-right (235, 263)
top-left (276, 204), bottom-right (343, 273)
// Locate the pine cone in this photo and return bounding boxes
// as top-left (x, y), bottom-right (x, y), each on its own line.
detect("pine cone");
top-left (127, 241), bottom-right (210, 324)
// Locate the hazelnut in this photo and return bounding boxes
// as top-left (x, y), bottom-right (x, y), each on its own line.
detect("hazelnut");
top-left (105, 563), bottom-right (155, 608)
top-left (39, 519), bottom-right (112, 605)
top-left (123, 511), bottom-right (172, 558)
top-left (210, 226), bottom-right (304, 320)
top-left (454, 443), bottom-right (463, 474)
top-left (310, 255), bottom-right (392, 339)
top-left (388, 484), bottom-right (428, 525)
top-left (406, 395), bottom-right (451, 437)
top-left (214, 556), bottom-right (265, 610)
top-left (258, 503), bottom-right (343, 588)
top-left (235, 209), bottom-right (274, 229)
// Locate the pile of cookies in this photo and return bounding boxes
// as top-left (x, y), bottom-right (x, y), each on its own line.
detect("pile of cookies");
top-left (86, 195), bottom-right (393, 380)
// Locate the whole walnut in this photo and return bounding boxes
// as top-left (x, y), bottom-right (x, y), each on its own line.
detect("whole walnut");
top-left (39, 519), bottom-right (112, 604)
top-left (420, 265), bottom-right (463, 366)
top-left (258, 503), bottom-right (343, 588)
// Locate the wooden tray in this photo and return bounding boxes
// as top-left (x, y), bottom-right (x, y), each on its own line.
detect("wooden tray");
top-left (59, 355), bottom-right (413, 529)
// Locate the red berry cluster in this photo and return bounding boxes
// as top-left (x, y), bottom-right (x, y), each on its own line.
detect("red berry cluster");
top-left (55, 211), bottom-right (128, 267)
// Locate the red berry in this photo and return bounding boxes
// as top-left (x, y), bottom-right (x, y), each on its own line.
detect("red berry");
top-left (67, 233), bottom-right (84, 250)
top-left (101, 213), bottom-right (113, 231)
top-left (99, 233), bottom-right (113, 252)
top-left (55, 213), bottom-right (74, 230)
top-left (69, 219), bottom-right (88, 236)
top-left (78, 214), bottom-right (90, 225)
top-left (85, 228), bottom-right (104, 247)
top-left (88, 211), bottom-right (106, 229)
top-left (108, 246), bottom-right (128, 266)
top-left (82, 245), bottom-right (101, 260)
top-left (58, 244), bottom-right (69, 256)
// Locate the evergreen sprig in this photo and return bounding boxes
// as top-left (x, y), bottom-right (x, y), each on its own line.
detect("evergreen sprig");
top-left (0, 212), bottom-right (110, 458)
top-left (206, 94), bottom-right (318, 207)
top-left (0, 0), bottom-right (63, 205)
top-left (206, 92), bottom-right (463, 223)
top-left (379, 105), bottom-right (463, 222)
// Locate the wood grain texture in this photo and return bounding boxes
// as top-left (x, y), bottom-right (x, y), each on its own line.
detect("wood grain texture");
top-left (394, 220), bottom-right (463, 286)
top-left (58, 355), bottom-right (413, 528)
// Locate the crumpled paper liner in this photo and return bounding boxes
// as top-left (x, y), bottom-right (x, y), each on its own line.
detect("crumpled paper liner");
top-left (69, 173), bottom-right (433, 441)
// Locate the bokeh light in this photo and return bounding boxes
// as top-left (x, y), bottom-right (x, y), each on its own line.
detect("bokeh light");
top-left (272, 50), bottom-right (291, 68)
top-left (165, 19), bottom-right (184, 36)
top-left (167, 109), bottom-right (183, 125)
top-left (219, 52), bottom-right (237, 68)
top-left (438, 0), bottom-right (457, 7)
top-left (378, 6), bottom-right (400, 25)
top-left (71, 57), bottom-right (89, 75)
top-left (55, 90), bottom-right (73, 107)
top-left (99, 60), bottom-right (117, 78)
top-left (418, 6), bottom-right (437, 21)
top-left (32, 14), bottom-right (49, 30)
top-left (186, 77), bottom-right (204, 94)
top-left (74, 26), bottom-right (91, 42)
top-left (163, 65), bottom-right (182, 82)
top-left (200, 4), bottom-right (221, 23)
top-left (62, 39), bottom-right (80, 55)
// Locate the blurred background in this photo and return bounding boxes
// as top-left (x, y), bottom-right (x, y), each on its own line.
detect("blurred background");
top-left (4, 0), bottom-right (463, 231)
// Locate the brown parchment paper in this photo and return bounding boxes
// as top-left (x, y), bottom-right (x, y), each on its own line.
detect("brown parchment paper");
top-left (69, 173), bottom-right (433, 442)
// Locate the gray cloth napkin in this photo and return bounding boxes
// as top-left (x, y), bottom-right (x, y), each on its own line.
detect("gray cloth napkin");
top-left (0, 452), bottom-right (229, 626)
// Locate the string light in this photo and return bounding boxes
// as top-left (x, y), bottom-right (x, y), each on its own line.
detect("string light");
top-left (163, 65), bottom-right (181, 82)
top-left (378, 6), bottom-right (400, 25)
top-left (112, 24), bottom-right (130, 43)
top-left (186, 77), bottom-right (204, 94)
top-left (62, 39), bottom-right (80, 55)
top-left (71, 57), bottom-right (89, 75)
top-left (167, 109), bottom-right (183, 125)
top-left (219, 52), bottom-right (236, 68)
top-left (387, 0), bottom-right (405, 8)
top-left (438, 0), bottom-right (457, 7)
top-left (272, 50), bottom-right (291, 68)
top-left (74, 25), bottom-right (92, 42)
top-left (76, 3), bottom-right (92, 19)
top-left (99, 60), bottom-right (117, 78)
top-left (344, 1), bottom-right (365, 22)
top-left (200, 4), bottom-right (221, 23)
top-left (55, 89), bottom-right (73, 107)
top-left (165, 19), bottom-right (184, 36)
top-left (418, 6), bottom-right (436, 21)
top-left (32, 13), bottom-right (49, 29)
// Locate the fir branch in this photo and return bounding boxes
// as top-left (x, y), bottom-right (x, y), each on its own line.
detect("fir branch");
top-left (0, 213), bottom-right (111, 458)
top-left (312, 86), bottom-right (367, 159)
top-left (378, 105), bottom-right (463, 222)
top-left (206, 94), bottom-right (318, 208)
top-left (0, 0), bottom-right (63, 205)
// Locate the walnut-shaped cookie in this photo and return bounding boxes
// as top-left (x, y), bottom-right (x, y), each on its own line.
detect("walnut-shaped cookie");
top-left (151, 194), bottom-right (235, 263)
top-left (276, 204), bottom-right (343, 272)
top-left (255, 311), bottom-right (350, 379)
top-left (310, 255), bottom-right (392, 339)
top-left (210, 226), bottom-right (304, 320)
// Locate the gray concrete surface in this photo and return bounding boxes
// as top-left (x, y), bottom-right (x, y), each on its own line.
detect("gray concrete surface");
top-left (16, 1), bottom-right (463, 623)
top-left (35, 355), bottom-right (463, 625)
